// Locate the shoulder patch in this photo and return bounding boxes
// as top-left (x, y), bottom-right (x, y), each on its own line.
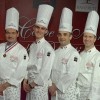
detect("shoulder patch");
top-left (24, 55), bottom-right (26, 60)
top-left (74, 57), bottom-right (78, 62)
top-left (47, 52), bottom-right (51, 56)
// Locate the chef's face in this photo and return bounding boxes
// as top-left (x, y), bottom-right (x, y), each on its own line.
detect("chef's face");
top-left (33, 24), bottom-right (47, 40)
top-left (83, 32), bottom-right (96, 48)
top-left (57, 31), bottom-right (72, 46)
top-left (5, 28), bottom-right (19, 43)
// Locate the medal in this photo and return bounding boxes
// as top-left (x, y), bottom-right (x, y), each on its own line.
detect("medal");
top-left (3, 54), bottom-right (6, 57)
top-left (3, 42), bottom-right (18, 58)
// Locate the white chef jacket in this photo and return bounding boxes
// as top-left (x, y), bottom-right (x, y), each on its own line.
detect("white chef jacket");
top-left (51, 44), bottom-right (81, 93)
top-left (77, 46), bottom-right (100, 100)
top-left (0, 42), bottom-right (29, 87)
top-left (27, 37), bottom-right (55, 86)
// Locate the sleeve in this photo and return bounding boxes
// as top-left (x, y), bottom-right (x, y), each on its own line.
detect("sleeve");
top-left (8, 49), bottom-right (29, 87)
top-left (88, 55), bottom-right (100, 100)
top-left (34, 48), bottom-right (55, 86)
top-left (56, 52), bottom-right (81, 93)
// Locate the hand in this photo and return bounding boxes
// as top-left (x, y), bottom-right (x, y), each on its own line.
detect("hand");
top-left (49, 83), bottom-right (57, 96)
top-left (0, 84), bottom-right (5, 92)
top-left (23, 79), bottom-right (31, 93)
top-left (29, 81), bottom-right (37, 88)
top-left (0, 82), bottom-right (11, 92)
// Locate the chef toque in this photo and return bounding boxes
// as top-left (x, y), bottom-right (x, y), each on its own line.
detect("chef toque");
top-left (84, 11), bottom-right (99, 36)
top-left (35, 4), bottom-right (54, 28)
top-left (59, 7), bottom-right (73, 33)
top-left (5, 7), bottom-right (19, 31)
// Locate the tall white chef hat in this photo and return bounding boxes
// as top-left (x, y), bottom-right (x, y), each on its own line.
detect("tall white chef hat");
top-left (84, 11), bottom-right (99, 36)
top-left (59, 7), bottom-right (73, 33)
top-left (35, 4), bottom-right (54, 28)
top-left (5, 7), bottom-right (19, 31)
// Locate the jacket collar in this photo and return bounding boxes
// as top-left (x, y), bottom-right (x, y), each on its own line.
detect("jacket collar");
top-left (60, 43), bottom-right (71, 49)
top-left (35, 37), bottom-right (45, 44)
top-left (84, 46), bottom-right (97, 54)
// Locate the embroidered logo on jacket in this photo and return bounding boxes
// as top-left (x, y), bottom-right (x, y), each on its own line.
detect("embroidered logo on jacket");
top-left (86, 62), bottom-right (94, 69)
top-left (37, 52), bottom-right (44, 59)
top-left (61, 58), bottom-right (68, 64)
top-left (10, 56), bottom-right (18, 62)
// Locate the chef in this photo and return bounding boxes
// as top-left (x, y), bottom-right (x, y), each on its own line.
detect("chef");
top-left (0, 7), bottom-right (29, 100)
top-left (23, 4), bottom-right (55, 100)
top-left (49, 7), bottom-right (81, 100)
top-left (77, 10), bottom-right (100, 100)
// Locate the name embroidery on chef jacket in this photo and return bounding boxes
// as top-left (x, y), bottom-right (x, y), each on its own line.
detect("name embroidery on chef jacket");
top-left (61, 58), bottom-right (68, 64)
top-left (86, 62), bottom-right (94, 70)
top-left (10, 55), bottom-right (18, 62)
top-left (37, 51), bottom-right (44, 59)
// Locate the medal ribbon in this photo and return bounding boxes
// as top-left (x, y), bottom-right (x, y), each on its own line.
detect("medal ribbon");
top-left (4, 42), bottom-right (18, 55)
